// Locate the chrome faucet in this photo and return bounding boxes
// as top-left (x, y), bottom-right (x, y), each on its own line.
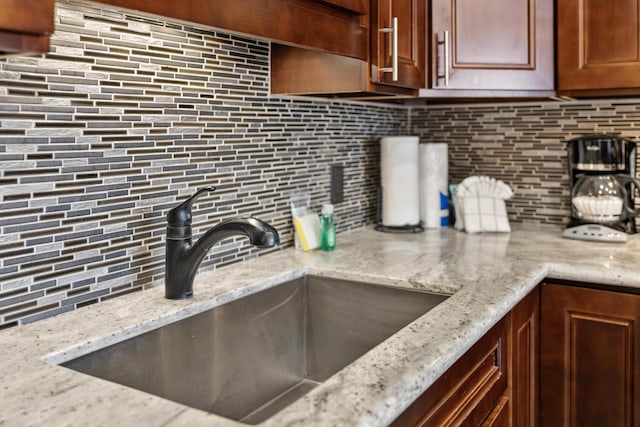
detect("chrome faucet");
top-left (165, 187), bottom-right (280, 299)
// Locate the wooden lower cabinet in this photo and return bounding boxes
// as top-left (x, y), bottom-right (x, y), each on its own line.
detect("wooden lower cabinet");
top-left (390, 316), bottom-right (509, 426)
top-left (510, 287), bottom-right (539, 427)
top-left (391, 287), bottom-right (540, 427)
top-left (540, 282), bottom-right (640, 427)
top-left (391, 281), bottom-right (640, 427)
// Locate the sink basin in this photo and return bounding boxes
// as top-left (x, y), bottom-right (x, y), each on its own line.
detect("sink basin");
top-left (61, 275), bottom-right (448, 424)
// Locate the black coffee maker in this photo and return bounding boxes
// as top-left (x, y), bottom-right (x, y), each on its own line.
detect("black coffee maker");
top-left (564, 134), bottom-right (638, 242)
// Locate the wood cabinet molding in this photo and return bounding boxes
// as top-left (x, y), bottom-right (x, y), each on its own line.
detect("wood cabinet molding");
top-left (0, 31), bottom-right (51, 55)
top-left (314, 0), bottom-right (368, 15)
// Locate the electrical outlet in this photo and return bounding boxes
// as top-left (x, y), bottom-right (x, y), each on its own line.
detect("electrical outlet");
top-left (330, 164), bottom-right (344, 204)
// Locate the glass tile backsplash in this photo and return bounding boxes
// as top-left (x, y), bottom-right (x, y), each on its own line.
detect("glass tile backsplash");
top-left (411, 100), bottom-right (640, 226)
top-left (2, 0), bottom-right (640, 328)
top-left (0, 0), bottom-right (407, 328)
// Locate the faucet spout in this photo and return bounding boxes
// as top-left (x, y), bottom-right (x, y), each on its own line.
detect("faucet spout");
top-left (197, 217), bottom-right (280, 250)
top-left (164, 189), bottom-right (279, 299)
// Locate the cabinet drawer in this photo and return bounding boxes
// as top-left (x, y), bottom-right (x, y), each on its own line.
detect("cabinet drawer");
top-left (391, 317), bottom-right (509, 427)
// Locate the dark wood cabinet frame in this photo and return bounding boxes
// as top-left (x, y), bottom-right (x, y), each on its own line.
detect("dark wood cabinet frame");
top-left (92, 0), bottom-right (368, 59)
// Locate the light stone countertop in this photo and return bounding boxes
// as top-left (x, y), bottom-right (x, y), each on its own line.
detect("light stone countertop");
top-left (2, 225), bottom-right (640, 426)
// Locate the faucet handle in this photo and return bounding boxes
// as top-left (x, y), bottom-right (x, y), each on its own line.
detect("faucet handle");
top-left (167, 186), bottom-right (216, 227)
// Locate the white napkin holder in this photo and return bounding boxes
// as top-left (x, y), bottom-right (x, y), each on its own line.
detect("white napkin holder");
top-left (454, 176), bottom-right (513, 233)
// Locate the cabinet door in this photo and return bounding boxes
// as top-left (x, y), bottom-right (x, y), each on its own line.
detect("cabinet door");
top-left (430, 0), bottom-right (553, 90)
top-left (540, 283), bottom-right (640, 427)
top-left (558, 0), bottom-right (640, 92)
top-left (372, 0), bottom-right (425, 89)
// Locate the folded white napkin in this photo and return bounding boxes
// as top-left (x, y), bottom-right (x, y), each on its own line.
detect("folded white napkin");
top-left (454, 176), bottom-right (513, 233)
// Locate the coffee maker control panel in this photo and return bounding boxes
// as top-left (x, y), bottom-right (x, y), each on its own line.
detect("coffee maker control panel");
top-left (563, 223), bottom-right (629, 243)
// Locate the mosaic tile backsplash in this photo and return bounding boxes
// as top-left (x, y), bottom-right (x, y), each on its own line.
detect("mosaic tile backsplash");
top-left (0, 0), bottom-right (407, 328)
top-left (411, 100), bottom-right (640, 226)
top-left (2, 0), bottom-right (640, 329)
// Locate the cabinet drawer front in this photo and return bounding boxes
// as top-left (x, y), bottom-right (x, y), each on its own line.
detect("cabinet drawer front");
top-left (391, 317), bottom-right (509, 427)
top-left (426, 333), bottom-right (506, 426)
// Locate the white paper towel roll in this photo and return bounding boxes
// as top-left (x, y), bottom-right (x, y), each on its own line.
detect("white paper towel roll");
top-left (419, 143), bottom-right (449, 228)
top-left (380, 136), bottom-right (420, 226)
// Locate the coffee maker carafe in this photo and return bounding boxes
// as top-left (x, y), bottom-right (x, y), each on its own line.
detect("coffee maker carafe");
top-left (564, 134), bottom-right (639, 242)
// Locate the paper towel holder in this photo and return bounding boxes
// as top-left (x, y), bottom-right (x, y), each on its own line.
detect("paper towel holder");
top-left (374, 187), bottom-right (425, 233)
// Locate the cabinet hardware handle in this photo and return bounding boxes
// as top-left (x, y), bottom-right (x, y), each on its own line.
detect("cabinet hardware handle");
top-left (444, 30), bottom-right (450, 86)
top-left (436, 30), bottom-right (450, 86)
top-left (379, 16), bottom-right (398, 81)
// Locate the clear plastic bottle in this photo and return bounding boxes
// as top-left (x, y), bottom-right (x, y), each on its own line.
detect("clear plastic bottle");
top-left (320, 203), bottom-right (336, 251)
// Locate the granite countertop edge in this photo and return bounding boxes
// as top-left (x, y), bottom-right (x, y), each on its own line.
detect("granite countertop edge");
top-left (1, 225), bottom-right (639, 426)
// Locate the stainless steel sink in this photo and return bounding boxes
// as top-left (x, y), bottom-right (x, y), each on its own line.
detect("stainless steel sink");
top-left (61, 275), bottom-right (448, 424)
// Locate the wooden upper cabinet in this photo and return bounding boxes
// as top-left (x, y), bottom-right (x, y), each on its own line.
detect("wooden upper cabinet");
top-left (540, 283), bottom-right (640, 427)
top-left (558, 0), bottom-right (640, 94)
top-left (94, 0), bottom-right (368, 59)
top-left (272, 0), bottom-right (556, 98)
top-left (371, 0), bottom-right (425, 89)
top-left (270, 0), bottom-right (421, 97)
top-left (273, 0), bottom-right (426, 94)
top-left (0, 0), bottom-right (55, 55)
top-left (428, 0), bottom-right (554, 91)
